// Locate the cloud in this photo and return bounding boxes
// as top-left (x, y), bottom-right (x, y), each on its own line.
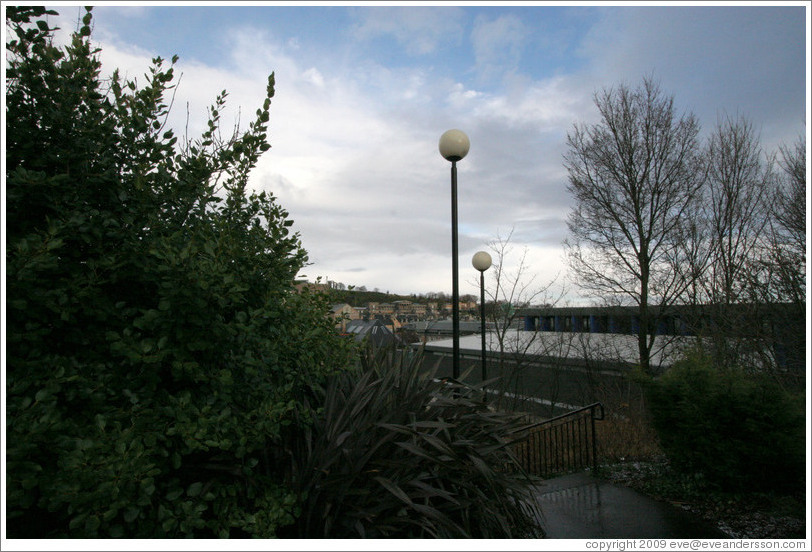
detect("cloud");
top-left (577, 6), bottom-right (807, 150)
top-left (474, 76), bottom-right (592, 131)
top-left (349, 7), bottom-right (466, 56)
top-left (35, 5), bottom-right (806, 300)
top-left (94, 5), bottom-right (152, 20)
top-left (301, 67), bottom-right (324, 87)
top-left (471, 13), bottom-right (529, 82)
top-left (99, 18), bottom-right (594, 297)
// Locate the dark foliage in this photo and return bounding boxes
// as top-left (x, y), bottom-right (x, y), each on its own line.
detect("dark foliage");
top-left (641, 350), bottom-right (806, 493)
top-left (5, 7), bottom-right (354, 537)
top-left (282, 347), bottom-right (545, 538)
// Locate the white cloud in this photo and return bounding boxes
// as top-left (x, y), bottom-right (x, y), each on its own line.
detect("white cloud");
top-left (448, 82), bottom-right (482, 103)
top-left (33, 5), bottom-right (806, 300)
top-left (302, 68), bottom-right (325, 87)
top-left (471, 13), bottom-right (529, 82)
top-left (474, 76), bottom-right (591, 130)
top-left (350, 7), bottom-right (465, 56)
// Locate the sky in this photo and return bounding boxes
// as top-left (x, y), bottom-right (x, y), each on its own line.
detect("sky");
top-left (32, 2), bottom-right (810, 303)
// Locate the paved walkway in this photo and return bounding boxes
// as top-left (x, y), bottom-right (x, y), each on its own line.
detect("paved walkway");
top-left (534, 472), bottom-right (728, 539)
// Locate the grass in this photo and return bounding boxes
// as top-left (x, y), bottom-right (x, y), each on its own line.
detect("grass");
top-left (596, 406), bottom-right (662, 462)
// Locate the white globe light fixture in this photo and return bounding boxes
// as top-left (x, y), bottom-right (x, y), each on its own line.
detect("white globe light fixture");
top-left (438, 129), bottom-right (470, 162)
top-left (472, 251), bottom-right (492, 273)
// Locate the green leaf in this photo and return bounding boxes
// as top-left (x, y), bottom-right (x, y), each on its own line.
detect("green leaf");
top-left (335, 431), bottom-right (352, 446)
top-left (374, 476), bottom-right (412, 506)
top-left (84, 514), bottom-right (101, 534)
top-left (69, 514), bottom-right (87, 530)
top-left (123, 507), bottom-right (140, 523)
top-left (187, 482), bottom-right (203, 497)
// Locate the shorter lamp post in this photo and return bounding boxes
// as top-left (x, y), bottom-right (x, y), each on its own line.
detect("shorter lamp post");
top-left (472, 251), bottom-right (492, 385)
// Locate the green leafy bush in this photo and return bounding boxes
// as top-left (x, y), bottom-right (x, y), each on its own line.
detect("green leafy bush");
top-left (5, 7), bottom-right (354, 537)
top-left (282, 347), bottom-right (544, 538)
top-left (643, 350), bottom-right (805, 493)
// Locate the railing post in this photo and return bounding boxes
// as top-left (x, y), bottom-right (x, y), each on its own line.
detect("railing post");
top-left (591, 404), bottom-right (599, 474)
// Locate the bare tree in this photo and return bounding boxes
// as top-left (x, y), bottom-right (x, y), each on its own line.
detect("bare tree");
top-left (703, 114), bottom-right (773, 305)
top-left (475, 227), bottom-right (566, 414)
top-left (742, 133), bottom-right (806, 384)
top-left (686, 115), bottom-right (775, 369)
top-left (563, 77), bottom-right (704, 374)
top-left (485, 228), bottom-right (550, 343)
top-left (770, 132), bottom-right (806, 306)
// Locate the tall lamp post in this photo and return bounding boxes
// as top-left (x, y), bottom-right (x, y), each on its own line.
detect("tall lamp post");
top-left (472, 251), bottom-right (492, 385)
top-left (439, 129), bottom-right (470, 380)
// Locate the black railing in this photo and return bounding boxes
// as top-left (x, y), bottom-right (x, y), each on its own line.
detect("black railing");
top-left (509, 402), bottom-right (604, 478)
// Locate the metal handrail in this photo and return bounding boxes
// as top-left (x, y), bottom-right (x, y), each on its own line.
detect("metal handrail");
top-left (519, 402), bottom-right (605, 431)
top-left (509, 402), bottom-right (604, 478)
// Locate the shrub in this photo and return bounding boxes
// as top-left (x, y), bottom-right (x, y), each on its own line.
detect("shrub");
top-left (643, 350), bottom-right (805, 493)
top-left (282, 347), bottom-right (545, 538)
top-left (5, 7), bottom-right (354, 537)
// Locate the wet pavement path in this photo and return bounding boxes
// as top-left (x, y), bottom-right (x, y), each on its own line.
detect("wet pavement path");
top-left (534, 472), bottom-right (728, 539)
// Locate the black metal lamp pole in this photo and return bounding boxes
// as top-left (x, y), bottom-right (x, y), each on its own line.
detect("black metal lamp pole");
top-left (450, 160), bottom-right (460, 380)
top-left (439, 130), bottom-right (470, 381)
top-left (479, 269), bottom-right (486, 380)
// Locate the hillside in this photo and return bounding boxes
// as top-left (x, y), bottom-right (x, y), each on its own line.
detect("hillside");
top-left (325, 288), bottom-right (421, 307)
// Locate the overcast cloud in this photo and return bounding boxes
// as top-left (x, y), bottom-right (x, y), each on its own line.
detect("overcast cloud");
top-left (37, 3), bottom-right (808, 302)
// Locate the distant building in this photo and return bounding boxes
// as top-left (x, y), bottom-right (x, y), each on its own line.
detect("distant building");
top-left (330, 303), bottom-right (355, 332)
top-left (344, 319), bottom-right (402, 348)
top-left (391, 300), bottom-right (427, 321)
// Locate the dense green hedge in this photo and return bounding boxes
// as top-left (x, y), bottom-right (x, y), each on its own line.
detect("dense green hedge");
top-left (5, 7), bottom-right (353, 537)
top-left (643, 350), bottom-right (806, 493)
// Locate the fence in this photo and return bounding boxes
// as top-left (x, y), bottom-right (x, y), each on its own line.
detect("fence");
top-left (510, 402), bottom-right (604, 478)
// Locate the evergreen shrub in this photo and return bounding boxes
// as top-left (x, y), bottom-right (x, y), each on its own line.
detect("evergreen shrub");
top-left (5, 7), bottom-right (354, 537)
top-left (643, 350), bottom-right (805, 493)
